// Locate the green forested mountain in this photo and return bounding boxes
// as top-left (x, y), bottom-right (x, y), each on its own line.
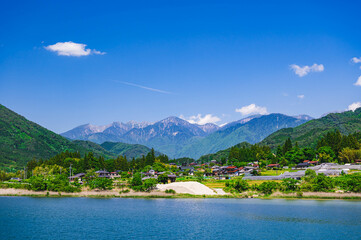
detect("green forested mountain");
top-left (0, 104), bottom-right (94, 169)
top-left (261, 108), bottom-right (361, 149)
top-left (100, 142), bottom-right (162, 159)
top-left (197, 142), bottom-right (252, 163)
top-left (71, 140), bottom-right (115, 158)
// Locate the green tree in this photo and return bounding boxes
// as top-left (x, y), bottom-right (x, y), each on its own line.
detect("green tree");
top-left (281, 178), bottom-right (299, 192)
top-left (282, 138), bottom-right (293, 155)
top-left (157, 173), bottom-right (169, 184)
top-left (88, 177), bottom-right (113, 190)
top-left (131, 172), bottom-right (143, 187)
top-left (143, 178), bottom-right (157, 191)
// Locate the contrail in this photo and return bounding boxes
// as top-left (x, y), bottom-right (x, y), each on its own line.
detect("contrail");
top-left (114, 80), bottom-right (173, 94)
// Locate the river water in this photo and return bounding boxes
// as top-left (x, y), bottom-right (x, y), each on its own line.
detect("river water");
top-left (0, 197), bottom-right (360, 239)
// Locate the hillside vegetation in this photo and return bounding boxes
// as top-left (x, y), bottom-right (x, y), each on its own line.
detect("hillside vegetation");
top-left (100, 142), bottom-right (161, 159)
top-left (0, 104), bottom-right (94, 169)
top-left (261, 108), bottom-right (361, 149)
top-left (0, 105), bottom-right (160, 170)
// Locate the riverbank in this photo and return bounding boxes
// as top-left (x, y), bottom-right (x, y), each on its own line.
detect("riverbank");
top-left (1, 188), bottom-right (361, 199)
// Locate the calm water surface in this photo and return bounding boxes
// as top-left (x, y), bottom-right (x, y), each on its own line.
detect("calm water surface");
top-left (0, 197), bottom-right (360, 240)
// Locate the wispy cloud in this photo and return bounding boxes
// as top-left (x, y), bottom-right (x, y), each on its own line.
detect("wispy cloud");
top-left (180, 114), bottom-right (221, 125)
top-left (114, 80), bottom-right (173, 94)
top-left (290, 63), bottom-right (324, 77)
top-left (351, 57), bottom-right (361, 64)
top-left (45, 41), bottom-right (105, 56)
top-left (354, 76), bottom-right (361, 86)
top-left (347, 102), bottom-right (361, 112)
top-left (235, 104), bottom-right (268, 116)
top-left (297, 94), bottom-right (305, 99)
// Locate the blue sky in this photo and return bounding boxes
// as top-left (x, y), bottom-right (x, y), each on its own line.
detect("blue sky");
top-left (0, 0), bottom-right (360, 133)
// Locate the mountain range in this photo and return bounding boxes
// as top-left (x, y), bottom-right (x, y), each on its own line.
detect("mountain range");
top-left (62, 114), bottom-right (312, 159)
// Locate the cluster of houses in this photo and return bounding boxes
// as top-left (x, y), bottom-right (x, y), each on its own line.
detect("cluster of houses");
top-left (141, 169), bottom-right (177, 183)
top-left (68, 170), bottom-right (122, 182)
top-left (244, 162), bottom-right (361, 180)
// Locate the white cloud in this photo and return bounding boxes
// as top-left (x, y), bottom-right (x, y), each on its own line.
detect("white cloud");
top-left (297, 94), bottom-right (305, 99)
top-left (354, 76), bottom-right (361, 86)
top-left (290, 63), bottom-right (324, 77)
top-left (351, 57), bottom-right (361, 64)
top-left (44, 41), bottom-right (105, 56)
top-left (347, 102), bottom-right (361, 112)
top-left (235, 104), bottom-right (268, 116)
top-left (180, 114), bottom-right (221, 125)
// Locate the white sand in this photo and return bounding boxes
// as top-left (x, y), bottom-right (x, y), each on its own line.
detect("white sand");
top-left (157, 181), bottom-right (217, 195)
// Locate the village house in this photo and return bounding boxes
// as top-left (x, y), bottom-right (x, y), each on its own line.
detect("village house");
top-left (266, 163), bottom-right (280, 169)
top-left (68, 173), bottom-right (85, 182)
top-left (95, 170), bottom-right (110, 178)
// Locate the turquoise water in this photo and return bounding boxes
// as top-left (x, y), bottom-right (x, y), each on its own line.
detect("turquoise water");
top-left (0, 197), bottom-right (360, 240)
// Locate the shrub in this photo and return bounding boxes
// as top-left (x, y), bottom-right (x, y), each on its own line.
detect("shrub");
top-left (143, 178), bottom-right (157, 191)
top-left (165, 189), bottom-right (176, 194)
top-left (281, 178), bottom-right (299, 192)
top-left (120, 189), bottom-right (130, 194)
top-left (88, 177), bottom-right (113, 190)
top-left (28, 175), bottom-right (47, 191)
top-left (131, 173), bottom-right (143, 187)
top-left (334, 173), bottom-right (361, 192)
top-left (257, 181), bottom-right (279, 195)
top-left (227, 179), bottom-right (249, 193)
top-left (158, 173), bottom-right (169, 184)
top-left (311, 173), bottom-right (334, 192)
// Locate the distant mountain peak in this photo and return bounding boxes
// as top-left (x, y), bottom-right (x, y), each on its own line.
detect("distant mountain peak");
top-left (293, 114), bottom-right (314, 121)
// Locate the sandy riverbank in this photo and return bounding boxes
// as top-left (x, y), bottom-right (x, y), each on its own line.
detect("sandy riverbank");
top-left (0, 181), bottom-right (228, 198)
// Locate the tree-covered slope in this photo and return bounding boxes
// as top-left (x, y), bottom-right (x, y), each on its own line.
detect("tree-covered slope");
top-left (100, 142), bottom-right (161, 159)
top-left (197, 142), bottom-right (251, 163)
top-left (261, 108), bottom-right (361, 149)
top-left (0, 104), bottom-right (109, 169)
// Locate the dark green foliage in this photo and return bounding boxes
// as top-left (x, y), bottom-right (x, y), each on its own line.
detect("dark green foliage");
top-left (282, 138), bottom-right (293, 155)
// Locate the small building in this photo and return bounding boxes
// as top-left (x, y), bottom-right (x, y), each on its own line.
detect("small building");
top-left (10, 177), bottom-right (22, 182)
top-left (95, 170), bottom-right (110, 178)
top-left (167, 174), bottom-right (177, 183)
top-left (296, 162), bottom-right (310, 169)
top-left (68, 173), bottom-right (85, 182)
top-left (308, 161), bottom-right (319, 166)
top-left (267, 164), bottom-right (280, 169)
